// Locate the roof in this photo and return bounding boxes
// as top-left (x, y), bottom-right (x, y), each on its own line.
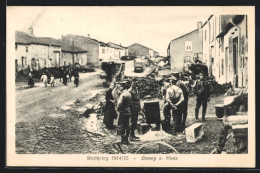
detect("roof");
top-left (216, 15), bottom-right (245, 38)
top-left (201, 15), bottom-right (213, 28)
top-left (15, 31), bottom-right (33, 44)
top-left (107, 42), bottom-right (126, 49)
top-left (15, 31), bottom-right (61, 47)
top-left (63, 34), bottom-right (99, 44)
top-left (61, 40), bottom-right (87, 53)
top-left (128, 43), bottom-right (153, 50)
top-left (170, 29), bottom-right (198, 42)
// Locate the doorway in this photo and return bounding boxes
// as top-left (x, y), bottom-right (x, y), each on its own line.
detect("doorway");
top-left (233, 37), bottom-right (238, 88)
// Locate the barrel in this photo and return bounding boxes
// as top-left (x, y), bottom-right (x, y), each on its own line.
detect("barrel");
top-left (215, 104), bottom-right (225, 118)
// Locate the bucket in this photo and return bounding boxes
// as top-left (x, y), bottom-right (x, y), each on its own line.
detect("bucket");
top-left (215, 104), bottom-right (225, 118)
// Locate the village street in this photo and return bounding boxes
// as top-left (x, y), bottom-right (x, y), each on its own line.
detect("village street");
top-left (15, 61), bottom-right (231, 154)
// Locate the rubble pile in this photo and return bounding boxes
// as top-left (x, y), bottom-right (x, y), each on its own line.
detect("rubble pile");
top-left (209, 80), bottom-right (231, 95)
top-left (126, 77), bottom-right (162, 99)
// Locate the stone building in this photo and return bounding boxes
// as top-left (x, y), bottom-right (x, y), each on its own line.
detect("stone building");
top-left (167, 22), bottom-right (203, 72)
top-left (15, 30), bottom-right (61, 72)
top-left (128, 43), bottom-right (154, 58)
top-left (202, 15), bottom-right (248, 87)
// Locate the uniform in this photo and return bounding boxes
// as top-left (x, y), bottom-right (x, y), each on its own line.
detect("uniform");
top-left (103, 88), bottom-right (117, 129)
top-left (193, 78), bottom-right (210, 121)
top-left (128, 86), bottom-right (141, 140)
top-left (177, 81), bottom-right (189, 131)
top-left (116, 89), bottom-right (133, 144)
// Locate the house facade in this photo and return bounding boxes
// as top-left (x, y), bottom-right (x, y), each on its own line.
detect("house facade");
top-left (62, 34), bottom-right (100, 66)
top-left (128, 43), bottom-right (154, 58)
top-left (15, 31), bottom-right (62, 72)
top-left (168, 22), bottom-right (203, 72)
top-left (61, 40), bottom-right (88, 67)
top-left (202, 15), bottom-right (248, 87)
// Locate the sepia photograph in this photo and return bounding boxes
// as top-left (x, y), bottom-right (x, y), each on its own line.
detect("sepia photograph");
top-left (6, 6), bottom-right (255, 167)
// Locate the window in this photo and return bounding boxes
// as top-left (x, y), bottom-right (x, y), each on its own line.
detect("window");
top-left (185, 41), bottom-right (192, 51)
top-left (15, 44), bottom-right (17, 50)
top-left (205, 30), bottom-right (207, 41)
top-left (102, 48), bottom-right (105, 54)
top-left (64, 60), bottom-right (66, 66)
top-left (26, 46), bottom-right (28, 52)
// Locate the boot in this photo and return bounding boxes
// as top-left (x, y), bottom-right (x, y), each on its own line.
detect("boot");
top-left (121, 136), bottom-right (129, 145)
top-left (130, 133), bottom-right (140, 141)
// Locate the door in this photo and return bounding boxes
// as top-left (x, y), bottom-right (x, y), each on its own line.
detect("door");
top-left (233, 37), bottom-right (238, 87)
top-left (55, 52), bottom-right (60, 67)
top-left (225, 47), bottom-right (229, 82)
top-left (15, 59), bottom-right (18, 72)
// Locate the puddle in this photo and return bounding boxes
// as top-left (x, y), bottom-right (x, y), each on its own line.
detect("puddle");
top-left (60, 105), bottom-right (71, 111)
top-left (76, 107), bottom-right (87, 113)
top-left (49, 113), bottom-right (67, 118)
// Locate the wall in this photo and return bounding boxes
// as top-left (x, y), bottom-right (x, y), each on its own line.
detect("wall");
top-left (63, 35), bottom-right (99, 66)
top-left (170, 29), bottom-right (202, 72)
top-left (15, 43), bottom-right (61, 71)
top-left (128, 44), bottom-right (149, 58)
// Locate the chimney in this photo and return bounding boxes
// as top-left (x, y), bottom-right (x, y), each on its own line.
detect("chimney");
top-left (197, 21), bottom-right (202, 29)
top-left (28, 26), bottom-right (34, 36)
top-left (88, 34), bottom-right (90, 38)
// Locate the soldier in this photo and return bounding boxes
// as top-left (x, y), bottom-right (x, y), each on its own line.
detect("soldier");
top-left (128, 80), bottom-right (141, 141)
top-left (176, 79), bottom-right (189, 132)
top-left (163, 76), bottom-right (184, 135)
top-left (116, 82), bottom-right (133, 145)
top-left (192, 72), bottom-right (211, 121)
top-left (103, 82), bottom-right (117, 129)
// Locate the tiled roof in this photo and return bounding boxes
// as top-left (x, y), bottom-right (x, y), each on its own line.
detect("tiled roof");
top-left (170, 29), bottom-right (198, 42)
top-left (107, 42), bottom-right (126, 49)
top-left (15, 31), bottom-right (33, 44)
top-left (128, 43), bottom-right (153, 50)
top-left (15, 31), bottom-right (61, 46)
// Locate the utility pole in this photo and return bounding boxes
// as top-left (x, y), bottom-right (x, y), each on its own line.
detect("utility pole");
top-left (72, 40), bottom-right (75, 67)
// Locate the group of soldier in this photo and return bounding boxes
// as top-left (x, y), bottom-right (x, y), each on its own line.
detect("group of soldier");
top-left (103, 72), bottom-right (211, 144)
top-left (103, 79), bottom-right (141, 144)
top-left (161, 72), bottom-right (210, 135)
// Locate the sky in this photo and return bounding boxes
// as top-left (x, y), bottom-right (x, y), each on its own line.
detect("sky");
top-left (8, 6), bottom-right (211, 56)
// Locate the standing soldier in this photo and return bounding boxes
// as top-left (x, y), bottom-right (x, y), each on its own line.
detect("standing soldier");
top-left (192, 72), bottom-right (211, 122)
top-left (177, 79), bottom-right (189, 132)
top-left (128, 80), bottom-right (141, 141)
top-left (103, 82), bottom-right (117, 129)
top-left (163, 76), bottom-right (184, 135)
top-left (116, 82), bottom-right (133, 145)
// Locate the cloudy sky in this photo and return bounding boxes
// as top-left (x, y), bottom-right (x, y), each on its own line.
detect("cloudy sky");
top-left (8, 6), bottom-right (212, 56)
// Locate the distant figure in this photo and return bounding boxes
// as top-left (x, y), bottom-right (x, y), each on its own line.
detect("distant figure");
top-left (40, 72), bottom-right (48, 87)
top-left (27, 72), bottom-right (34, 88)
top-left (103, 82), bottom-right (117, 129)
top-left (50, 74), bottom-right (55, 87)
top-left (63, 71), bottom-right (67, 86)
top-left (74, 71), bottom-right (79, 87)
top-left (192, 72), bottom-right (210, 122)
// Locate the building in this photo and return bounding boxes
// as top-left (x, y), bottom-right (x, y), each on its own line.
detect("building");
top-left (153, 51), bottom-right (159, 57)
top-left (168, 22), bottom-right (203, 72)
top-left (128, 43), bottom-right (154, 58)
top-left (15, 30), bottom-right (62, 72)
top-left (202, 15), bottom-right (248, 87)
top-left (62, 34), bottom-right (101, 66)
top-left (61, 39), bottom-right (88, 67)
top-left (107, 42), bottom-right (128, 60)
